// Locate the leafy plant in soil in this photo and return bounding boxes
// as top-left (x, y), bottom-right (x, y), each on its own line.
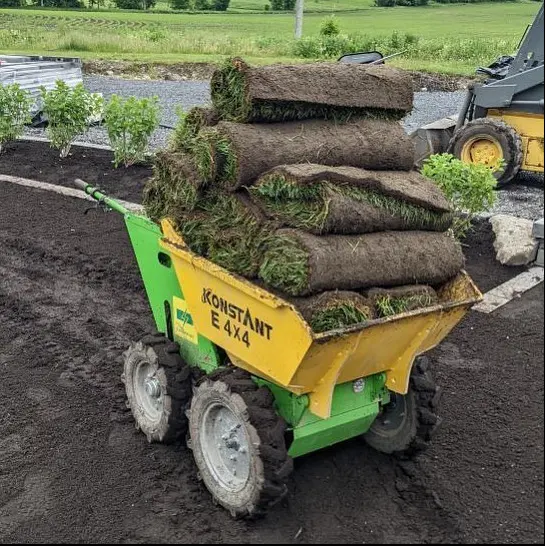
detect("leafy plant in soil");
top-left (421, 153), bottom-right (498, 239)
top-left (40, 81), bottom-right (103, 158)
top-left (104, 95), bottom-right (160, 167)
top-left (0, 83), bottom-right (32, 154)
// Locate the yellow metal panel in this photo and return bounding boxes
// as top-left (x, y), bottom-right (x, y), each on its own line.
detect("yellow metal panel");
top-left (487, 110), bottom-right (544, 138)
top-left (525, 138), bottom-right (544, 170)
top-left (487, 109), bottom-right (544, 173)
top-left (159, 221), bottom-right (482, 420)
top-left (160, 221), bottom-right (314, 387)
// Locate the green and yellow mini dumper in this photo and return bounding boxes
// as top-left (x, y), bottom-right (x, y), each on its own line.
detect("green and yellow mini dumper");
top-left (76, 180), bottom-right (482, 519)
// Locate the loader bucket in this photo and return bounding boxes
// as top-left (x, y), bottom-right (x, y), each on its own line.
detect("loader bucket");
top-left (159, 220), bottom-right (482, 419)
top-left (410, 115), bottom-right (458, 168)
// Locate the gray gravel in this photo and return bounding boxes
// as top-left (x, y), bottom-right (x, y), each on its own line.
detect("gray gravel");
top-left (403, 90), bottom-right (466, 133)
top-left (22, 76), bottom-right (543, 220)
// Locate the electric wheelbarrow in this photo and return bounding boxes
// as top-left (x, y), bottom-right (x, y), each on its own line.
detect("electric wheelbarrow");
top-left (75, 180), bottom-right (483, 519)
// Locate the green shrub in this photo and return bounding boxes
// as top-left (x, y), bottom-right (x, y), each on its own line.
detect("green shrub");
top-left (30, 0), bottom-right (84, 6)
top-left (213, 0), bottom-right (230, 10)
top-left (320, 15), bottom-right (341, 38)
top-left (170, 0), bottom-right (191, 8)
top-left (104, 95), bottom-right (160, 167)
top-left (41, 81), bottom-right (103, 158)
top-left (112, 0), bottom-right (156, 9)
top-left (0, 83), bottom-right (32, 154)
top-left (0, 0), bottom-right (24, 7)
top-left (421, 153), bottom-right (499, 239)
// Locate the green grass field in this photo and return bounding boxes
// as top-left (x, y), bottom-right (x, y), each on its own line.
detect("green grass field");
top-left (0, 2), bottom-right (541, 74)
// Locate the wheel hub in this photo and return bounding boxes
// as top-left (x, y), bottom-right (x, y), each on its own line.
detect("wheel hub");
top-left (201, 404), bottom-right (250, 492)
top-left (376, 392), bottom-right (407, 431)
top-left (135, 361), bottom-right (164, 422)
top-left (144, 377), bottom-right (161, 399)
top-left (462, 136), bottom-right (503, 167)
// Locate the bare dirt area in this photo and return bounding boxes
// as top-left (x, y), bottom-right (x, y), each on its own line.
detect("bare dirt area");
top-left (0, 182), bottom-right (543, 544)
top-left (0, 141), bottom-right (151, 203)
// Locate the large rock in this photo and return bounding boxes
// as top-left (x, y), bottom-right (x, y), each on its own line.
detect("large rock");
top-left (490, 214), bottom-right (539, 266)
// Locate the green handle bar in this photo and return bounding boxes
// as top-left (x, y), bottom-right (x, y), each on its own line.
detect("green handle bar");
top-left (74, 178), bottom-right (130, 216)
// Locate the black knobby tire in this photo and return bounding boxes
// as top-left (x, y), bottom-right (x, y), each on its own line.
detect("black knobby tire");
top-left (188, 367), bottom-right (293, 519)
top-left (363, 356), bottom-right (442, 457)
top-left (122, 332), bottom-right (192, 444)
top-left (447, 117), bottom-right (523, 187)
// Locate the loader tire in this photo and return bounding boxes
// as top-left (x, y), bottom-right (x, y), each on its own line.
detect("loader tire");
top-left (122, 333), bottom-right (192, 444)
top-left (363, 356), bottom-right (442, 457)
top-left (448, 117), bottom-right (523, 187)
top-left (187, 367), bottom-right (292, 519)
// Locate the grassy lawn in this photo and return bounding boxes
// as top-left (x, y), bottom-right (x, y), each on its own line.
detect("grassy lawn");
top-left (0, 2), bottom-right (541, 74)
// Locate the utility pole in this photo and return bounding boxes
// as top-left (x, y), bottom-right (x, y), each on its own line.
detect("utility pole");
top-left (295, 0), bottom-right (304, 39)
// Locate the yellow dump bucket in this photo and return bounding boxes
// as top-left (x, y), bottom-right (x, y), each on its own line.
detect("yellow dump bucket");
top-left (160, 220), bottom-right (482, 419)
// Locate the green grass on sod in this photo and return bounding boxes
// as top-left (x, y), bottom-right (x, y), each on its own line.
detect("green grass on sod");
top-left (309, 303), bottom-right (372, 333)
top-left (252, 174), bottom-right (452, 233)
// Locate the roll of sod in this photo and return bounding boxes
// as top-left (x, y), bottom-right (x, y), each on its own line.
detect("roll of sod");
top-left (170, 106), bottom-right (219, 152)
top-left (292, 291), bottom-right (375, 333)
top-left (194, 119), bottom-right (415, 189)
top-left (366, 285), bottom-right (439, 317)
top-left (143, 152), bottom-right (206, 221)
top-left (210, 57), bottom-right (414, 123)
top-left (173, 193), bottom-right (273, 278)
top-left (249, 166), bottom-right (453, 234)
top-left (255, 164), bottom-right (452, 212)
top-left (259, 230), bottom-right (465, 296)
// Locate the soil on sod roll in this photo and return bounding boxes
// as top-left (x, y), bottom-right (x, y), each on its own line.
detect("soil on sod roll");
top-left (366, 285), bottom-right (439, 317)
top-left (260, 229), bottom-right (465, 296)
top-left (199, 119), bottom-right (415, 189)
top-left (249, 169), bottom-right (453, 234)
top-left (291, 291), bottom-right (375, 333)
top-left (210, 57), bottom-right (414, 123)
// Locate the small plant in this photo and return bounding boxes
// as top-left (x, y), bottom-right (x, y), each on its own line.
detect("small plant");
top-left (320, 15), bottom-right (341, 38)
top-left (0, 83), bottom-right (32, 154)
top-left (104, 95), bottom-right (160, 168)
top-left (41, 82), bottom-right (103, 158)
top-left (421, 153), bottom-right (499, 239)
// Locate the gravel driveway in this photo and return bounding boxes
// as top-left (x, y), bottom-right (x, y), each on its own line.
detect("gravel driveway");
top-left (23, 76), bottom-right (543, 220)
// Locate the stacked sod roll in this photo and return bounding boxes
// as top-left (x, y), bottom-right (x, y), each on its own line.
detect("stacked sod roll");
top-left (144, 57), bottom-right (465, 333)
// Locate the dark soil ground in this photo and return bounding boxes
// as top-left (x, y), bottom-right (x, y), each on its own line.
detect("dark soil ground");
top-left (0, 178), bottom-right (543, 543)
top-left (0, 141), bottom-right (152, 203)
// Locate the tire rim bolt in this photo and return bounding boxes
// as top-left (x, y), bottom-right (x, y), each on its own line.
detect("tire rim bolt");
top-left (144, 377), bottom-right (161, 398)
